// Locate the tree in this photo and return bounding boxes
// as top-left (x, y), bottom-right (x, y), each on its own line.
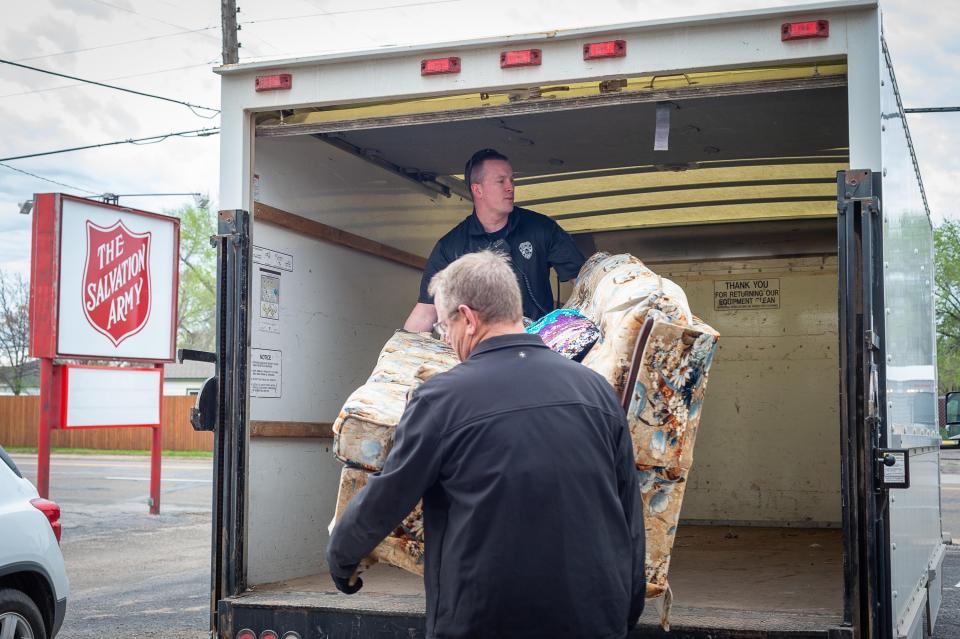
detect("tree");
top-left (0, 270), bottom-right (33, 395)
top-left (934, 219), bottom-right (960, 393)
top-left (174, 195), bottom-right (217, 352)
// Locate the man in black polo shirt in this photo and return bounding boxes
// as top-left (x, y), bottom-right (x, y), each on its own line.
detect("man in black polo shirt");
top-left (403, 148), bottom-right (585, 331)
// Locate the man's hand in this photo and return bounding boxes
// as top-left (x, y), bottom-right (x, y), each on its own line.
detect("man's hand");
top-left (331, 570), bottom-right (363, 595)
top-left (403, 302), bottom-right (438, 333)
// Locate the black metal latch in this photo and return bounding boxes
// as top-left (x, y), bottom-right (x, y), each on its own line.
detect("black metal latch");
top-left (178, 348), bottom-right (217, 432)
top-left (877, 448), bottom-right (910, 489)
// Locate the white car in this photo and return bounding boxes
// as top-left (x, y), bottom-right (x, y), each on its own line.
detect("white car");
top-left (0, 445), bottom-right (68, 639)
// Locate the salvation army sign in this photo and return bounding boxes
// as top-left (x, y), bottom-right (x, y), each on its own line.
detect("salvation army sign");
top-left (29, 194), bottom-right (179, 362)
top-left (83, 220), bottom-right (152, 346)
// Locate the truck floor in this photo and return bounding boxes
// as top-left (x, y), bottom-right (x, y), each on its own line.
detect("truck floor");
top-left (229, 526), bottom-right (843, 637)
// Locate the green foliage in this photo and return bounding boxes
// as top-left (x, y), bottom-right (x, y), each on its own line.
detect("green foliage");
top-left (0, 270), bottom-right (32, 395)
top-left (172, 195), bottom-right (216, 352)
top-left (934, 219), bottom-right (960, 393)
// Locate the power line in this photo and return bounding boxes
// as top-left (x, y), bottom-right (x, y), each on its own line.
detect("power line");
top-left (0, 61), bottom-right (218, 100)
top-left (241, 0), bottom-right (467, 26)
top-left (0, 128), bottom-right (220, 163)
top-left (0, 162), bottom-right (100, 195)
top-left (904, 107), bottom-right (960, 113)
top-left (0, 58), bottom-right (220, 117)
top-left (13, 26), bottom-right (220, 63)
top-left (85, 0), bottom-right (221, 43)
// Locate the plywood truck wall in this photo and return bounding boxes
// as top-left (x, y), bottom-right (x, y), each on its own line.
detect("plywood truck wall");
top-left (662, 257), bottom-right (841, 525)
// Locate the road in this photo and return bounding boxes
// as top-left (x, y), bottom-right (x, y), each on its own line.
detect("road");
top-left (935, 449), bottom-right (960, 639)
top-left (940, 448), bottom-right (960, 543)
top-left (13, 454), bottom-right (212, 639)
top-left (10, 451), bottom-right (960, 638)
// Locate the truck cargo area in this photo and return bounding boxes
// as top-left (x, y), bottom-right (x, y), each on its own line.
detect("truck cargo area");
top-left (230, 66), bottom-right (850, 637)
top-left (224, 526), bottom-right (842, 636)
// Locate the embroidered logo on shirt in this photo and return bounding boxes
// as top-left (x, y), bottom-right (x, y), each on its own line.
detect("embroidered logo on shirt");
top-left (519, 241), bottom-right (534, 260)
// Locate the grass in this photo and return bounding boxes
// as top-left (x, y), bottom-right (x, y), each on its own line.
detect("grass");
top-left (5, 446), bottom-right (212, 458)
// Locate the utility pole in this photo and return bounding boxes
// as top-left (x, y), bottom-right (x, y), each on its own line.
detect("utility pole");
top-left (221, 0), bottom-right (239, 65)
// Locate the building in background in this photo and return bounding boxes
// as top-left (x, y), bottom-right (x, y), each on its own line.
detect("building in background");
top-left (162, 361), bottom-right (213, 396)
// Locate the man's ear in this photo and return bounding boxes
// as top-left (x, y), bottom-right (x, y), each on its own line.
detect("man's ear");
top-left (460, 305), bottom-right (478, 335)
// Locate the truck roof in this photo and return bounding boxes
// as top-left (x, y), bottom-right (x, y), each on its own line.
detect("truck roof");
top-left (214, 0), bottom-right (877, 75)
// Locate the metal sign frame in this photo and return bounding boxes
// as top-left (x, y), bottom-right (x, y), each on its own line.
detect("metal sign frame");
top-left (28, 193), bottom-right (180, 515)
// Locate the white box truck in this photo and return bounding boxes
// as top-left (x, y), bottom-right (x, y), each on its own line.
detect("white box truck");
top-left (189, 1), bottom-right (947, 636)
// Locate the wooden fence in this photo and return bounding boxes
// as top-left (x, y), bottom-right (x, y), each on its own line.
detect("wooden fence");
top-left (0, 395), bottom-right (212, 452)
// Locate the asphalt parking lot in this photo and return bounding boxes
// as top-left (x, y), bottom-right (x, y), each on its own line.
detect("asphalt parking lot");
top-left (11, 450), bottom-right (960, 638)
top-left (14, 454), bottom-right (212, 639)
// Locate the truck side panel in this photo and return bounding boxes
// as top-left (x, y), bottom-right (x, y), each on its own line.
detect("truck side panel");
top-left (877, 32), bottom-right (943, 638)
top-left (246, 139), bottom-right (448, 582)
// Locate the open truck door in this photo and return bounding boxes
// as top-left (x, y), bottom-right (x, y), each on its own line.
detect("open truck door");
top-left (184, 209), bottom-right (250, 637)
top-left (875, 34), bottom-right (945, 638)
top-left (838, 88), bottom-right (944, 639)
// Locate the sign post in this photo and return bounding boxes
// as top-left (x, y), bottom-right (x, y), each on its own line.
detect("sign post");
top-left (29, 194), bottom-right (179, 513)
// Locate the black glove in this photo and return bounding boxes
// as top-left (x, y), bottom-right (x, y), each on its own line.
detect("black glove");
top-left (331, 571), bottom-right (363, 595)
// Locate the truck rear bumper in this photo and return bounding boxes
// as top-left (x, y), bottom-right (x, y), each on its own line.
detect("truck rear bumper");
top-left (217, 597), bottom-right (842, 639)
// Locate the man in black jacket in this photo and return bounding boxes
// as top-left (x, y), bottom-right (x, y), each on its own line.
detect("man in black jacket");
top-left (328, 250), bottom-right (646, 639)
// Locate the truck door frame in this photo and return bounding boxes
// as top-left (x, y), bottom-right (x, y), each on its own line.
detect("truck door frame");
top-left (209, 208), bottom-right (251, 635)
top-left (837, 168), bottom-right (892, 639)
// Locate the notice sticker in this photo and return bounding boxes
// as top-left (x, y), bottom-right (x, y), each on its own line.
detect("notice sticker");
top-left (251, 348), bottom-right (281, 398)
top-left (714, 278), bottom-right (780, 311)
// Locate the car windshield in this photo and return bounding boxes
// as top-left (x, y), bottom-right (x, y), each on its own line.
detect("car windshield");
top-left (0, 444), bottom-right (23, 478)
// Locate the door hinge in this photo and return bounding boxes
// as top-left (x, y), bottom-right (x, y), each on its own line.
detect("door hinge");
top-left (842, 169), bottom-right (874, 201)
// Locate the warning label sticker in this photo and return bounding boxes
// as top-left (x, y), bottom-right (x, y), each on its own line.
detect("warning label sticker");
top-left (251, 348), bottom-right (281, 398)
top-left (714, 278), bottom-right (781, 311)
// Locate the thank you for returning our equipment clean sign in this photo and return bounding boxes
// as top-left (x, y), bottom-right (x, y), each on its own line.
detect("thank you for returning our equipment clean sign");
top-left (714, 278), bottom-right (781, 311)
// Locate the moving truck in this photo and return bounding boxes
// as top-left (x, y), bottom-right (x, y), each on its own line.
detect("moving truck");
top-left (191, 1), bottom-right (947, 636)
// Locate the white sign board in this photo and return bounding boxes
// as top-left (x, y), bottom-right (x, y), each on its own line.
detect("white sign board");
top-left (63, 366), bottom-right (162, 428)
top-left (56, 198), bottom-right (178, 361)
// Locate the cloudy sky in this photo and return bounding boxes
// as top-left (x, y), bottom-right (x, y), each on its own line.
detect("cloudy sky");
top-left (1, 0), bottom-right (957, 277)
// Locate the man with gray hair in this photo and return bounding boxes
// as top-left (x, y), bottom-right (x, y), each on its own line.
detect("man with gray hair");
top-left (328, 251), bottom-right (646, 638)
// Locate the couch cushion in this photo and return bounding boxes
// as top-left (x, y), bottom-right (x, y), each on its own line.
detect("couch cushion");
top-left (332, 330), bottom-right (458, 471)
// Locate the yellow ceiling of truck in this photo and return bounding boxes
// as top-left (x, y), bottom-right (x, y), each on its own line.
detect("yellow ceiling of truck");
top-left (255, 60), bottom-right (849, 233)
top-left (255, 62), bottom-right (846, 129)
top-left (515, 155), bottom-right (846, 232)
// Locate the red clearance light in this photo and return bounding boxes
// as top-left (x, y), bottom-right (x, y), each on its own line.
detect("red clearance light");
top-left (30, 498), bottom-right (61, 543)
top-left (501, 48), bottom-right (542, 68)
top-left (781, 20), bottom-right (829, 41)
top-left (259, 631), bottom-right (279, 639)
top-left (235, 631), bottom-right (255, 639)
top-left (421, 56), bottom-right (461, 76)
top-left (583, 40), bottom-right (626, 60)
top-left (255, 74), bottom-right (292, 92)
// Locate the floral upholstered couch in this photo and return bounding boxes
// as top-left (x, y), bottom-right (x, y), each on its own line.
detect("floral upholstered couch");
top-left (331, 252), bottom-right (720, 623)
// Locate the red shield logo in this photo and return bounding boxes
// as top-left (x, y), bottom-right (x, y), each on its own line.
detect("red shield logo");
top-left (82, 220), bottom-right (152, 347)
